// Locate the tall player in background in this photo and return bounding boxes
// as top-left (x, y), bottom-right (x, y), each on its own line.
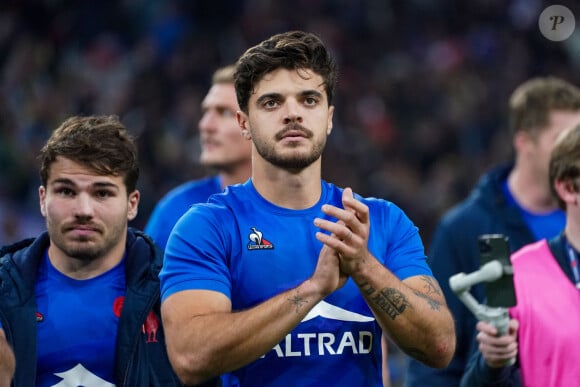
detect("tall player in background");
top-left (145, 64), bottom-right (252, 250)
top-left (160, 30), bottom-right (455, 386)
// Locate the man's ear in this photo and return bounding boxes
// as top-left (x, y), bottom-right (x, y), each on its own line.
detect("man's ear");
top-left (127, 190), bottom-right (140, 221)
top-left (39, 186), bottom-right (47, 217)
top-left (554, 179), bottom-right (578, 206)
top-left (237, 111), bottom-right (252, 139)
top-left (326, 105), bottom-right (334, 135)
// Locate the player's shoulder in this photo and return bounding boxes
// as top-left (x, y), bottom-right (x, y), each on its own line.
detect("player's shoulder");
top-left (161, 176), bottom-right (221, 202)
top-left (183, 184), bottom-right (247, 221)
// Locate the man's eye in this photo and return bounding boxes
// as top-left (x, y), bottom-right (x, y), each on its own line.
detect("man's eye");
top-left (305, 97), bottom-right (318, 106)
top-left (57, 188), bottom-right (75, 197)
top-left (96, 190), bottom-right (112, 198)
top-left (264, 100), bottom-right (278, 109)
top-left (221, 109), bottom-right (236, 118)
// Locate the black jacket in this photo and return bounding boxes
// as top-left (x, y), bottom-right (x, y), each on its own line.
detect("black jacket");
top-left (406, 164), bottom-right (537, 386)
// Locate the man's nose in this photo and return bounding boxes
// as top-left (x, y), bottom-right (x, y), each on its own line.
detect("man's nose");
top-left (283, 99), bottom-right (303, 124)
top-left (199, 111), bottom-right (217, 133)
top-left (74, 193), bottom-right (94, 217)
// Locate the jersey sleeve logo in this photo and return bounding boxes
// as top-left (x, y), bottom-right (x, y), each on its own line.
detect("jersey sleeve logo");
top-left (247, 227), bottom-right (274, 250)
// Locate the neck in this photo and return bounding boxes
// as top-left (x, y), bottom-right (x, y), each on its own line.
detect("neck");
top-left (251, 161), bottom-right (322, 209)
top-left (219, 161), bottom-right (252, 188)
top-left (48, 243), bottom-right (126, 280)
top-left (508, 167), bottom-right (558, 213)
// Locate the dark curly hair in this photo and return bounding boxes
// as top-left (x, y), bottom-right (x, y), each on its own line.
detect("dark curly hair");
top-left (234, 30), bottom-right (337, 114)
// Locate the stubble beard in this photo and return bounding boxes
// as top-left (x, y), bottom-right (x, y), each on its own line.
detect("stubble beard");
top-left (254, 130), bottom-right (327, 170)
top-left (47, 220), bottom-right (124, 263)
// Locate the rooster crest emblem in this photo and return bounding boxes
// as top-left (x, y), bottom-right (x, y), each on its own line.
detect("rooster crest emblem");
top-left (247, 227), bottom-right (274, 250)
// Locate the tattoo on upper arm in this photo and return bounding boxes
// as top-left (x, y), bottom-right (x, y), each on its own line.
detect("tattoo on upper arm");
top-left (288, 291), bottom-right (308, 314)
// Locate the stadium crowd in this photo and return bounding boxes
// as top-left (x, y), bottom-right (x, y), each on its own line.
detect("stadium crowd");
top-left (0, 1), bottom-right (578, 384)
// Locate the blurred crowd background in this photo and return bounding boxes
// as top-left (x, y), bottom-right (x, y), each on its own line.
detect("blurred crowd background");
top-left (0, 1), bottom-right (578, 383)
top-left (2, 0), bottom-right (580, 244)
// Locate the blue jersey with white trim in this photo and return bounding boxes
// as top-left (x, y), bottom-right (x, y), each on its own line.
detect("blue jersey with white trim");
top-left (161, 180), bottom-right (431, 386)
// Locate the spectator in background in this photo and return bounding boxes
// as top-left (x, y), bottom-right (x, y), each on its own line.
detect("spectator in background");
top-left (0, 116), bottom-right (209, 386)
top-left (145, 64), bottom-right (252, 249)
top-left (405, 77), bottom-right (580, 386)
top-left (461, 123), bottom-right (580, 386)
top-left (2, 2), bottom-right (580, 251)
top-left (160, 30), bottom-right (455, 386)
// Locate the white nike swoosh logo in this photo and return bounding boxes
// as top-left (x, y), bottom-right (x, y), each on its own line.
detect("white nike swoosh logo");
top-left (301, 300), bottom-right (374, 323)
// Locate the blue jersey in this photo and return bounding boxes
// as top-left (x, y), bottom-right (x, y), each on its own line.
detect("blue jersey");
top-left (161, 180), bottom-right (431, 387)
top-left (502, 180), bottom-right (565, 240)
top-left (145, 176), bottom-right (223, 250)
top-left (35, 252), bottom-right (126, 387)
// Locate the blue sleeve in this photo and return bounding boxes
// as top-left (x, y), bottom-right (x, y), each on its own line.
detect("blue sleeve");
top-left (145, 180), bottom-right (217, 251)
top-left (159, 204), bottom-right (233, 302)
top-left (381, 202), bottom-right (432, 280)
top-left (144, 199), bottom-right (175, 251)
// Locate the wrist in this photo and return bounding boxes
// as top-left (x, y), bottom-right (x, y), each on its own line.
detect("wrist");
top-left (346, 253), bottom-right (378, 281)
top-left (299, 278), bottom-right (329, 300)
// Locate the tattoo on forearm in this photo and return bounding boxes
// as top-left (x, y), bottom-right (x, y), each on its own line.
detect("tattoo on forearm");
top-left (360, 281), bottom-right (375, 296)
top-left (373, 288), bottom-right (411, 320)
top-left (411, 275), bottom-right (443, 310)
top-left (420, 276), bottom-right (442, 296)
top-left (288, 292), bottom-right (308, 314)
top-left (358, 281), bottom-right (411, 320)
top-left (414, 290), bottom-right (441, 310)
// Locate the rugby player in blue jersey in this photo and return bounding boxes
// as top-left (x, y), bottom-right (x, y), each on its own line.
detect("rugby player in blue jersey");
top-left (145, 64), bottom-right (252, 250)
top-left (160, 30), bottom-right (456, 386)
top-left (0, 116), bottom-right (214, 387)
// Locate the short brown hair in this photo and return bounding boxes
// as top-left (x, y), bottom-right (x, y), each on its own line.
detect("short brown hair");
top-left (39, 115), bottom-right (139, 194)
top-left (509, 77), bottom-right (580, 136)
top-left (549, 124), bottom-right (580, 209)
